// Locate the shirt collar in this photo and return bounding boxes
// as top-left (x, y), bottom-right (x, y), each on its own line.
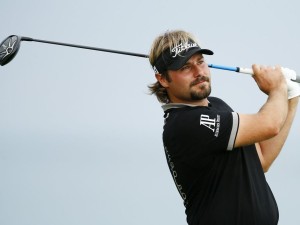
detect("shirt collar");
top-left (161, 103), bottom-right (199, 112)
top-left (161, 100), bottom-right (211, 112)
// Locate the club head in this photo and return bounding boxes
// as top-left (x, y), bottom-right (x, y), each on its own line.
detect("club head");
top-left (0, 35), bottom-right (22, 66)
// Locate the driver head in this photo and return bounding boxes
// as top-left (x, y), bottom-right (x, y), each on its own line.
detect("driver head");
top-left (0, 35), bottom-right (21, 66)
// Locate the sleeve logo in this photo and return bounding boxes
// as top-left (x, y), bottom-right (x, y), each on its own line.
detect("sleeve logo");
top-left (200, 114), bottom-right (220, 137)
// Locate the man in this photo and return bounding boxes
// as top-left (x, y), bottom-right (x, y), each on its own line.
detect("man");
top-left (148, 30), bottom-right (299, 225)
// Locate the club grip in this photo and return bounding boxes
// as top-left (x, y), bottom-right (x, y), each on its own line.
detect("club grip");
top-left (238, 67), bottom-right (253, 75)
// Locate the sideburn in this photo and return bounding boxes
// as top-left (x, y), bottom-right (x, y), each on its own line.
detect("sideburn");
top-left (162, 71), bottom-right (172, 82)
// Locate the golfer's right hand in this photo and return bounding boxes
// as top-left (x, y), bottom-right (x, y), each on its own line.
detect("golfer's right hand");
top-left (252, 64), bottom-right (287, 95)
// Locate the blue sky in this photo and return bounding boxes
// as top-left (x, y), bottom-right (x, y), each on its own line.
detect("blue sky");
top-left (1, 0), bottom-right (300, 224)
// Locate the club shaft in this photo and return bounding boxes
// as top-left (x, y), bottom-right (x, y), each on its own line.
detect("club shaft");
top-left (21, 37), bottom-right (149, 58)
top-left (208, 64), bottom-right (253, 74)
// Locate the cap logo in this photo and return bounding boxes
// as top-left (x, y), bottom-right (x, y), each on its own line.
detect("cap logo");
top-left (153, 66), bottom-right (159, 74)
top-left (171, 42), bottom-right (198, 58)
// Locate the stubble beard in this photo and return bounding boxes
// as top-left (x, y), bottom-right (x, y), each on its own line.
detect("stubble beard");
top-left (190, 77), bottom-right (211, 100)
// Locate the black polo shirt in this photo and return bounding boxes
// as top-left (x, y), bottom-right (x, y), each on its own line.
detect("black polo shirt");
top-left (162, 97), bottom-right (279, 225)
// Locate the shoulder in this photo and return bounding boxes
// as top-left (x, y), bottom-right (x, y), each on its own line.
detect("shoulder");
top-left (208, 96), bottom-right (229, 105)
top-left (164, 103), bottom-right (236, 136)
top-left (208, 96), bottom-right (234, 112)
top-left (163, 103), bottom-right (239, 151)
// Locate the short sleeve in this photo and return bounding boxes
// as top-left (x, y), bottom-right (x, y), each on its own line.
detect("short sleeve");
top-left (163, 107), bottom-right (239, 157)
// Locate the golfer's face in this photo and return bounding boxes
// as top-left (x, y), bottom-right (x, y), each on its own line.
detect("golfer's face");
top-left (166, 53), bottom-right (211, 103)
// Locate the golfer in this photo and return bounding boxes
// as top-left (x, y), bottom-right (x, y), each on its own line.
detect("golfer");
top-left (148, 30), bottom-right (299, 225)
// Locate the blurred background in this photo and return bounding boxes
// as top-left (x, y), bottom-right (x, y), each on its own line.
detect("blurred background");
top-left (1, 0), bottom-right (299, 224)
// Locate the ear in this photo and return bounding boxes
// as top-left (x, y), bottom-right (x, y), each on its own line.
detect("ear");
top-left (155, 73), bottom-right (169, 88)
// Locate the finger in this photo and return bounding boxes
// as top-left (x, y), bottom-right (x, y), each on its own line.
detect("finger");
top-left (252, 64), bottom-right (260, 75)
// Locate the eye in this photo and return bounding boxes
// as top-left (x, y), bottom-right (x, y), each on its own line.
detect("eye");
top-left (198, 59), bottom-right (205, 64)
top-left (180, 65), bottom-right (191, 71)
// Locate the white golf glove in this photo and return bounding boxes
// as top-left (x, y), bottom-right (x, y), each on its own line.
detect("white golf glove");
top-left (286, 79), bottom-right (300, 99)
top-left (281, 68), bottom-right (300, 99)
top-left (281, 67), bottom-right (297, 80)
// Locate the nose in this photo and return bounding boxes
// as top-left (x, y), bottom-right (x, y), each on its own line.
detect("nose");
top-left (193, 64), bottom-right (205, 77)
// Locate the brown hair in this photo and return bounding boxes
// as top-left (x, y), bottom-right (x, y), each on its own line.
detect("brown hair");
top-left (148, 30), bottom-right (199, 103)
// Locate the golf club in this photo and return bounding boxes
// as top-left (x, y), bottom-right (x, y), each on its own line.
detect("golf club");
top-left (0, 35), bottom-right (148, 66)
top-left (1, 35), bottom-right (300, 83)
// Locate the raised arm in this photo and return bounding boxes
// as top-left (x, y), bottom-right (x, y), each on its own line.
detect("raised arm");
top-left (234, 64), bottom-right (288, 148)
top-left (256, 94), bottom-right (299, 172)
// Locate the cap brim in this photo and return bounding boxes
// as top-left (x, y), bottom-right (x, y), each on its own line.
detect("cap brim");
top-left (168, 48), bottom-right (214, 71)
